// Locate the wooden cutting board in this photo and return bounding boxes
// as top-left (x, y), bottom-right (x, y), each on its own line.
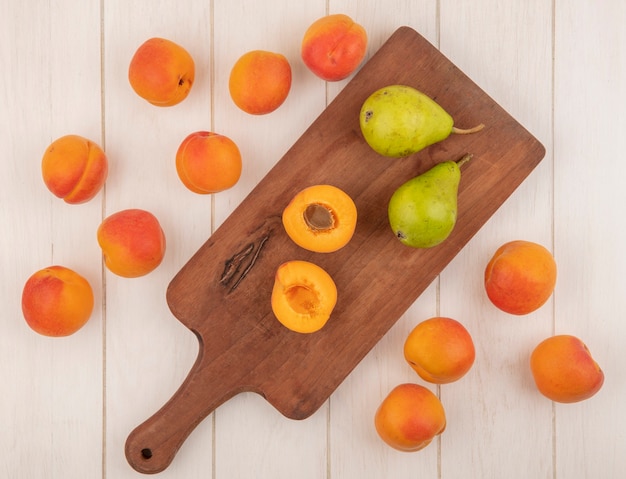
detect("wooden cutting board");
top-left (125, 26), bottom-right (545, 474)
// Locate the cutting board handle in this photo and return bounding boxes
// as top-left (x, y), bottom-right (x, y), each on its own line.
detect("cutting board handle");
top-left (125, 347), bottom-right (241, 474)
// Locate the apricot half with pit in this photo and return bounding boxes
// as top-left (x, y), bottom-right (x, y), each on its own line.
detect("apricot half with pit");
top-left (282, 184), bottom-right (357, 253)
top-left (271, 260), bottom-right (337, 334)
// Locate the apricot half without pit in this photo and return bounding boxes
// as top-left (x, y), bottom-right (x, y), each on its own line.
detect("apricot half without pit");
top-left (271, 260), bottom-right (337, 334)
top-left (282, 184), bottom-right (357, 253)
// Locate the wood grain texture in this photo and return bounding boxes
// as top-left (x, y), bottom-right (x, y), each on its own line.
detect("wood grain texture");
top-left (325, 5), bottom-right (443, 478)
top-left (209, 3), bottom-right (331, 479)
top-left (554, 2), bottom-right (626, 477)
top-left (436, 2), bottom-right (556, 478)
top-left (102, 1), bottom-right (215, 477)
top-left (0, 1), bottom-right (104, 478)
top-left (124, 26), bottom-right (544, 474)
top-left (1, 1), bottom-right (624, 478)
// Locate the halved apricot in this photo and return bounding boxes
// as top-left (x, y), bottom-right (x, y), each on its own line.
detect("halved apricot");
top-left (282, 184), bottom-right (357, 253)
top-left (271, 260), bottom-right (337, 333)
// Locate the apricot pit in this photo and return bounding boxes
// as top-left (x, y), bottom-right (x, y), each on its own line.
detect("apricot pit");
top-left (271, 260), bottom-right (337, 334)
top-left (282, 184), bottom-right (357, 253)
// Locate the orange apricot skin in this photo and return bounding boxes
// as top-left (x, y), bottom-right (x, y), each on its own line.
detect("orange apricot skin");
top-left (229, 50), bottom-right (292, 115)
top-left (282, 184), bottom-right (357, 253)
top-left (403, 317), bottom-right (475, 384)
top-left (41, 135), bottom-right (108, 204)
top-left (176, 131), bottom-right (242, 194)
top-left (301, 14), bottom-right (367, 81)
top-left (530, 335), bottom-right (604, 403)
top-left (21, 266), bottom-right (94, 337)
top-left (97, 209), bottom-right (166, 278)
top-left (128, 37), bottom-right (195, 107)
top-left (271, 260), bottom-right (337, 334)
top-left (484, 240), bottom-right (557, 315)
top-left (374, 383), bottom-right (446, 452)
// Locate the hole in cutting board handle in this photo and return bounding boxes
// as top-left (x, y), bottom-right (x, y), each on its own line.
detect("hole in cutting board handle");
top-left (141, 448), bottom-right (153, 459)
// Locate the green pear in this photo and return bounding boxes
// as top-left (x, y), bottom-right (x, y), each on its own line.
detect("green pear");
top-left (359, 85), bottom-right (483, 158)
top-left (388, 154), bottom-right (471, 248)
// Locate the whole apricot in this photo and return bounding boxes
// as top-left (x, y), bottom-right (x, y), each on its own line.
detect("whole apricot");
top-left (374, 383), bottom-right (446, 452)
top-left (229, 50), bottom-right (292, 115)
top-left (97, 209), bottom-right (166, 278)
top-left (128, 37), bottom-right (195, 107)
top-left (530, 334), bottom-right (604, 403)
top-left (282, 184), bottom-right (357, 253)
top-left (41, 134), bottom-right (108, 204)
top-left (404, 317), bottom-right (475, 384)
top-left (484, 240), bottom-right (557, 315)
top-left (301, 14), bottom-right (367, 81)
top-left (22, 265), bottom-right (94, 337)
top-left (176, 131), bottom-right (242, 194)
top-left (271, 260), bottom-right (337, 334)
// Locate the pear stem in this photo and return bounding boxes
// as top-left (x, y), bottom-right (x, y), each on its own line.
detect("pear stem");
top-left (456, 153), bottom-right (473, 168)
top-left (452, 123), bottom-right (485, 135)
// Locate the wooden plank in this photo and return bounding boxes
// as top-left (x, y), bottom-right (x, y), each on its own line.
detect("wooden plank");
top-left (436, 1), bottom-right (556, 478)
top-left (0, 1), bottom-right (104, 478)
top-left (125, 26), bottom-right (545, 474)
top-left (326, 4), bottom-right (443, 478)
top-left (210, 2), bottom-right (330, 479)
top-left (101, 1), bottom-right (214, 478)
top-left (554, 3), bottom-right (626, 478)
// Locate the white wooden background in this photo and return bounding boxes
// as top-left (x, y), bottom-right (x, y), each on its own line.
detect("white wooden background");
top-left (1, 1), bottom-right (624, 478)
